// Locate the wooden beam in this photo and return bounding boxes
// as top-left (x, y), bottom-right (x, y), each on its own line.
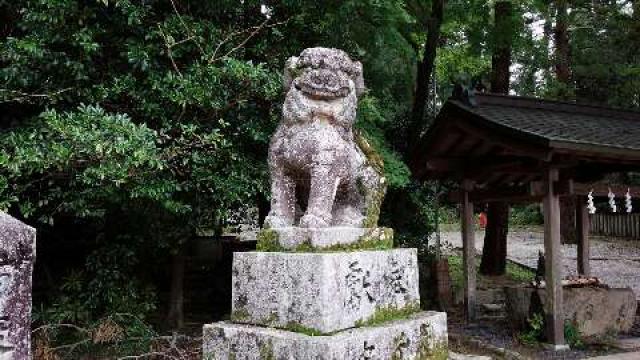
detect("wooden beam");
top-left (424, 158), bottom-right (538, 175)
top-left (452, 114), bottom-right (553, 161)
top-left (453, 137), bottom-right (483, 156)
top-left (543, 168), bottom-right (566, 347)
top-left (576, 197), bottom-right (590, 276)
top-left (461, 179), bottom-right (476, 322)
top-left (433, 131), bottom-right (464, 156)
top-left (449, 188), bottom-right (543, 203)
top-left (530, 179), bottom-right (573, 196)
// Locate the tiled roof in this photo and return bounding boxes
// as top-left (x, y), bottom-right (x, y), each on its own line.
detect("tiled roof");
top-left (457, 94), bottom-right (640, 152)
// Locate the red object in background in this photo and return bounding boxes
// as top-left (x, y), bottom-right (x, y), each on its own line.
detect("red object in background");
top-left (478, 212), bottom-right (487, 228)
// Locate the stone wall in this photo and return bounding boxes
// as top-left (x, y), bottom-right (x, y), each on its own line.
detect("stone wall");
top-left (0, 212), bottom-right (36, 360)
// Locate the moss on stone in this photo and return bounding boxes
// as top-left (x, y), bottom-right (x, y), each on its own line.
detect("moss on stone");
top-left (358, 227), bottom-right (393, 247)
top-left (354, 302), bottom-right (421, 328)
top-left (293, 239), bottom-right (314, 252)
top-left (256, 228), bottom-right (394, 253)
top-left (362, 178), bottom-right (386, 228)
top-left (355, 174), bottom-right (385, 229)
top-left (416, 322), bottom-right (449, 360)
top-left (256, 229), bottom-right (284, 252)
top-left (355, 131), bottom-right (384, 174)
top-left (263, 311), bottom-right (279, 325)
top-left (230, 308), bottom-right (250, 322)
top-left (355, 131), bottom-right (387, 228)
top-left (259, 340), bottom-right (275, 360)
top-left (282, 321), bottom-right (326, 336)
top-left (416, 344), bottom-right (449, 360)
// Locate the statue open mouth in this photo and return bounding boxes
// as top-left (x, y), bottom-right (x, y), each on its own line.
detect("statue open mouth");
top-left (294, 69), bottom-right (351, 100)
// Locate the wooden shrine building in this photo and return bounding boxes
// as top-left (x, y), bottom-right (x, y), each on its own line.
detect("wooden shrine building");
top-left (410, 92), bottom-right (640, 348)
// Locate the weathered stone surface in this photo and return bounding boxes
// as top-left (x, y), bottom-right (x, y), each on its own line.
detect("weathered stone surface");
top-left (264, 47), bottom-right (386, 231)
top-left (203, 311), bottom-right (448, 360)
top-left (0, 212), bottom-right (36, 360)
top-left (257, 226), bottom-right (393, 250)
top-left (504, 286), bottom-right (637, 339)
top-left (448, 352), bottom-right (492, 360)
top-left (232, 249), bottom-right (420, 333)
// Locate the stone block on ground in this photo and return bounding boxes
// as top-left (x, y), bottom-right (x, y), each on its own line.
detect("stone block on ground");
top-left (0, 212), bottom-right (36, 360)
top-left (612, 337), bottom-right (640, 350)
top-left (257, 227), bottom-right (393, 250)
top-left (232, 249), bottom-right (419, 333)
top-left (448, 352), bottom-right (492, 360)
top-left (203, 311), bottom-right (448, 360)
top-left (504, 286), bottom-right (637, 339)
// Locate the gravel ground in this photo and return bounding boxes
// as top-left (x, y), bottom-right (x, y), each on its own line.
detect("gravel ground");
top-left (448, 313), bottom-right (626, 360)
top-left (440, 227), bottom-right (640, 299)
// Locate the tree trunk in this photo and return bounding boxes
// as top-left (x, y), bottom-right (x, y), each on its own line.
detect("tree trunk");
top-left (408, 0), bottom-right (445, 150)
top-left (554, 0), bottom-right (576, 241)
top-left (167, 245), bottom-right (186, 329)
top-left (490, 1), bottom-right (513, 94)
top-left (554, 0), bottom-right (570, 84)
top-left (480, 202), bottom-right (510, 275)
top-left (480, 1), bottom-right (513, 276)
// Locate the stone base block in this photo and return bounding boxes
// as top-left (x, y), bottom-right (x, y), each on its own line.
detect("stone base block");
top-left (203, 311), bottom-right (448, 360)
top-left (258, 227), bottom-right (393, 250)
top-left (232, 249), bottom-right (419, 333)
top-left (505, 286), bottom-right (637, 339)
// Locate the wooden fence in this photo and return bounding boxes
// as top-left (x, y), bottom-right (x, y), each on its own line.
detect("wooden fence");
top-left (590, 213), bottom-right (640, 240)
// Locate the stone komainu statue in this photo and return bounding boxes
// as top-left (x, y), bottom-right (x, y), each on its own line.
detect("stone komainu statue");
top-left (264, 47), bottom-right (386, 229)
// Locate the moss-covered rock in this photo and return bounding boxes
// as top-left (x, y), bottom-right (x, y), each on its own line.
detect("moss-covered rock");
top-left (256, 229), bottom-right (284, 252)
top-left (355, 132), bottom-right (387, 228)
top-left (282, 321), bottom-right (326, 336)
top-left (255, 227), bottom-right (394, 253)
top-left (258, 340), bottom-right (275, 360)
top-left (354, 302), bottom-right (421, 328)
top-left (230, 308), bottom-right (250, 322)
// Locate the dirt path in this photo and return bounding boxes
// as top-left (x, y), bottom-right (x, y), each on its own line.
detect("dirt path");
top-left (440, 227), bottom-right (640, 299)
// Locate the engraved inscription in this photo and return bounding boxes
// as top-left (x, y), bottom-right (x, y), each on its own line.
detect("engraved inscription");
top-left (0, 316), bottom-right (12, 350)
top-left (386, 258), bottom-right (408, 295)
top-left (392, 331), bottom-right (410, 359)
top-left (344, 261), bottom-right (374, 310)
top-left (363, 341), bottom-right (376, 360)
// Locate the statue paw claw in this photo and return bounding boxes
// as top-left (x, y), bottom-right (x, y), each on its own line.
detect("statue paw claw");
top-left (300, 213), bottom-right (330, 228)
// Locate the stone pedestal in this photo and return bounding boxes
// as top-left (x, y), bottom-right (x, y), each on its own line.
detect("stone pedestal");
top-left (0, 212), bottom-right (36, 360)
top-left (204, 312), bottom-right (447, 360)
top-left (232, 249), bottom-right (419, 333)
top-left (204, 247), bottom-right (448, 359)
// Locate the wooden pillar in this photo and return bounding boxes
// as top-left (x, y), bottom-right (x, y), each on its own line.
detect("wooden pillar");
top-left (461, 180), bottom-right (476, 322)
top-left (576, 197), bottom-right (590, 276)
top-left (543, 168), bottom-right (566, 348)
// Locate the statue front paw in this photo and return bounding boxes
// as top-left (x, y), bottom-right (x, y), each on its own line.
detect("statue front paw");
top-left (300, 213), bottom-right (330, 228)
top-left (264, 215), bottom-right (293, 229)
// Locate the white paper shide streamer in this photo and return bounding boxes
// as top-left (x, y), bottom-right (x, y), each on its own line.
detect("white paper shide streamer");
top-left (608, 188), bottom-right (617, 213)
top-left (587, 190), bottom-right (596, 214)
top-left (625, 188), bottom-right (633, 213)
